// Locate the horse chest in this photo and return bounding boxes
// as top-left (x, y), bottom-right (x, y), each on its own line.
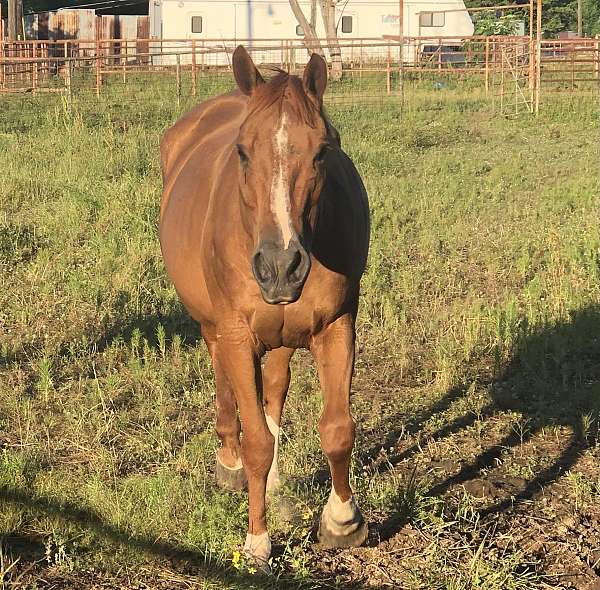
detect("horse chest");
top-left (248, 283), bottom-right (347, 350)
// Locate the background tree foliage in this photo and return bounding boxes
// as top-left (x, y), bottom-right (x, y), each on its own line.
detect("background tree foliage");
top-left (465, 0), bottom-right (600, 36)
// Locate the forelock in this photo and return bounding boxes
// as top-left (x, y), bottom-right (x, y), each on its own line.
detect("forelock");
top-left (246, 71), bottom-right (321, 128)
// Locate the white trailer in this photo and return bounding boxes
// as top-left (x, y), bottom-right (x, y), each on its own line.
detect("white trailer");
top-left (150, 1), bottom-right (474, 64)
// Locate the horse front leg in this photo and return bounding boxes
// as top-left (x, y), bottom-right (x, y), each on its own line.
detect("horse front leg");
top-left (217, 324), bottom-right (274, 570)
top-left (311, 313), bottom-right (368, 548)
top-left (204, 328), bottom-right (245, 491)
top-left (262, 346), bottom-right (294, 495)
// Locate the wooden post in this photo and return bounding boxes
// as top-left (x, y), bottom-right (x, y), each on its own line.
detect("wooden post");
top-left (500, 44), bottom-right (505, 113)
top-left (0, 20), bottom-right (4, 90)
top-left (596, 36), bottom-right (600, 82)
top-left (438, 37), bottom-right (442, 70)
top-left (66, 57), bottom-right (72, 104)
top-left (191, 39), bottom-right (197, 96)
top-left (386, 43), bottom-right (391, 94)
top-left (535, 0), bottom-right (542, 114)
top-left (485, 36), bottom-right (490, 96)
top-left (176, 53), bottom-right (181, 107)
top-left (122, 39), bottom-right (127, 83)
top-left (571, 43), bottom-right (575, 91)
top-left (399, 0), bottom-right (404, 107)
top-left (529, 0), bottom-right (535, 91)
top-left (32, 41), bottom-right (37, 93)
top-left (95, 38), bottom-right (101, 97)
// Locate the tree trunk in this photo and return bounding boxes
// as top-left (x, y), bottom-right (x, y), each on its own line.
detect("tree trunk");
top-left (310, 0), bottom-right (317, 30)
top-left (320, 0), bottom-right (342, 80)
top-left (289, 0), bottom-right (324, 57)
top-left (8, 0), bottom-right (23, 40)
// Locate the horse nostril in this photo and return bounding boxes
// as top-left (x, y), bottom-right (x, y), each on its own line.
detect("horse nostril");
top-left (252, 250), bottom-right (272, 285)
top-left (287, 246), bottom-right (310, 284)
top-left (286, 249), bottom-right (302, 279)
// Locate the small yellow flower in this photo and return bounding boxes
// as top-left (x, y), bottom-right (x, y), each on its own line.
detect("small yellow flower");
top-left (232, 550), bottom-right (241, 569)
top-left (247, 566), bottom-right (257, 574)
top-left (302, 511), bottom-right (312, 521)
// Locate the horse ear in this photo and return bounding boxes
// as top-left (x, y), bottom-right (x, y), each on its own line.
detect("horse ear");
top-left (303, 53), bottom-right (328, 104)
top-left (233, 45), bottom-right (265, 96)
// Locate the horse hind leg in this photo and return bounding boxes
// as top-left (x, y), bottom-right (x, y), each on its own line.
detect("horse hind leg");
top-left (205, 330), bottom-right (246, 491)
top-left (262, 347), bottom-right (294, 495)
top-left (312, 314), bottom-right (368, 548)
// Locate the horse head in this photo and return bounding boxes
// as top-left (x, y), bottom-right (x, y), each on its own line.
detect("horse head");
top-left (232, 45), bottom-right (333, 305)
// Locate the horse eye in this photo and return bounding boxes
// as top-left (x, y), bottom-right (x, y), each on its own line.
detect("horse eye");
top-left (314, 144), bottom-right (330, 165)
top-left (237, 144), bottom-right (249, 166)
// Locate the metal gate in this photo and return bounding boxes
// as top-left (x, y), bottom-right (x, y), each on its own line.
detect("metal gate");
top-left (490, 37), bottom-right (534, 115)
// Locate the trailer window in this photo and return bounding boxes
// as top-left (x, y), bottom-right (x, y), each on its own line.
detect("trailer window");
top-left (191, 16), bottom-right (203, 34)
top-left (296, 24), bottom-right (304, 36)
top-left (420, 12), bottom-right (445, 27)
top-left (341, 15), bottom-right (353, 34)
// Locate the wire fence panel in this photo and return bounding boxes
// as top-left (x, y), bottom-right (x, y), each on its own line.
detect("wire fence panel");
top-left (0, 36), bottom-right (597, 113)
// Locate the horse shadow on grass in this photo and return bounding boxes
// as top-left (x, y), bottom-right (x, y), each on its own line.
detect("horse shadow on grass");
top-left (1, 306), bottom-right (598, 588)
top-left (357, 304), bottom-right (600, 540)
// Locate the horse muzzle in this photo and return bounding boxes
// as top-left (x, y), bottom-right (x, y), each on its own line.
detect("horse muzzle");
top-left (251, 239), bottom-right (311, 305)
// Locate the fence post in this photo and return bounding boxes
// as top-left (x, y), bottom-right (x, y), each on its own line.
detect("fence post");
top-left (176, 53), bottom-right (181, 107)
top-left (535, 0), bottom-right (542, 114)
top-left (596, 36), bottom-right (600, 82)
top-left (0, 37), bottom-right (4, 89)
top-left (191, 39), bottom-right (197, 96)
top-left (386, 43), bottom-right (391, 95)
top-left (500, 44), bottom-right (505, 114)
top-left (95, 41), bottom-right (102, 97)
top-left (122, 39), bottom-right (127, 83)
top-left (66, 57), bottom-right (72, 106)
top-left (485, 37), bottom-right (490, 96)
top-left (32, 41), bottom-right (37, 93)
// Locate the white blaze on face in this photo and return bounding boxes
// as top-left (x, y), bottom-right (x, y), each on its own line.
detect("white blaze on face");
top-left (270, 112), bottom-right (294, 248)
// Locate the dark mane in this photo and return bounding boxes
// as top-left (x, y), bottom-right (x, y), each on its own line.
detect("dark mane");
top-left (247, 70), bottom-right (321, 128)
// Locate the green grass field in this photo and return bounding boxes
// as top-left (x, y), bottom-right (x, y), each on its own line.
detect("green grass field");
top-left (0, 83), bottom-right (599, 589)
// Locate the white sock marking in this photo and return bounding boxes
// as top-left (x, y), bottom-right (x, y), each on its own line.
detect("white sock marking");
top-left (243, 531), bottom-right (271, 564)
top-left (271, 112), bottom-right (294, 248)
top-left (266, 414), bottom-right (280, 493)
top-left (322, 489), bottom-right (362, 536)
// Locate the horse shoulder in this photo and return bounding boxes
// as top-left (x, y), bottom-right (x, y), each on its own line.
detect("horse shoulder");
top-left (160, 91), bottom-right (247, 181)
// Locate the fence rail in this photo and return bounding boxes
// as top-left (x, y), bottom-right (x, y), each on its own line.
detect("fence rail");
top-left (1, 36), bottom-right (598, 112)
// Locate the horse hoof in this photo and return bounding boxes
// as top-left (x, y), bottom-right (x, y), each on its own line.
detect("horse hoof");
top-left (243, 532), bottom-right (271, 574)
top-left (243, 554), bottom-right (272, 575)
top-left (317, 515), bottom-right (369, 549)
top-left (215, 456), bottom-right (247, 491)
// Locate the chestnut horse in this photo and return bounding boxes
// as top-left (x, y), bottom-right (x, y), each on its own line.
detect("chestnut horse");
top-left (159, 46), bottom-right (370, 568)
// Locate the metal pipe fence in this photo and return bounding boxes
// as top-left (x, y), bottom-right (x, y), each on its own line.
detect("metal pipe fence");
top-left (0, 36), bottom-right (598, 113)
